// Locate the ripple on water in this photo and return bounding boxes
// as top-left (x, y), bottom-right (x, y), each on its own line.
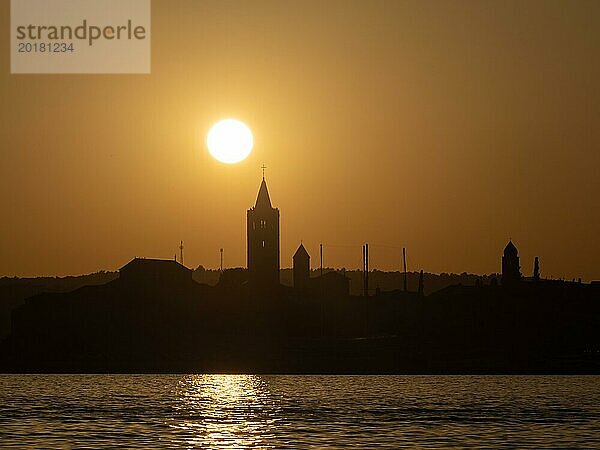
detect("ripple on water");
top-left (1, 375), bottom-right (600, 448)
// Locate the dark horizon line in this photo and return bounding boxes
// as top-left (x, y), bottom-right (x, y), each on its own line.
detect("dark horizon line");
top-left (3, 265), bottom-right (594, 283)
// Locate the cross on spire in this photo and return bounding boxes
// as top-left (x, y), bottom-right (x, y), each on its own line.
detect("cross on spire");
top-left (261, 164), bottom-right (267, 180)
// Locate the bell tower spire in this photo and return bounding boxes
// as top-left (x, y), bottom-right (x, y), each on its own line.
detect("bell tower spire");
top-left (247, 174), bottom-right (280, 288)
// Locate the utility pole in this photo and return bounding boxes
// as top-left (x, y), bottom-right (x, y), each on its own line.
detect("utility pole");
top-left (362, 245), bottom-right (366, 296)
top-left (320, 243), bottom-right (324, 337)
top-left (362, 243), bottom-right (370, 336)
top-left (366, 243), bottom-right (369, 296)
top-left (220, 248), bottom-right (224, 272)
top-left (403, 247), bottom-right (407, 292)
top-left (320, 243), bottom-right (323, 278)
top-left (363, 243), bottom-right (369, 297)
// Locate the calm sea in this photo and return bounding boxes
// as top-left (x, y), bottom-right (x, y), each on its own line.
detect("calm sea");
top-left (1, 375), bottom-right (599, 448)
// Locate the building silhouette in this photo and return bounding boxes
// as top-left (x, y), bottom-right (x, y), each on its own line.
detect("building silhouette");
top-left (293, 243), bottom-right (310, 293)
top-left (120, 258), bottom-right (192, 285)
top-left (501, 240), bottom-right (521, 285)
top-left (247, 177), bottom-right (280, 287)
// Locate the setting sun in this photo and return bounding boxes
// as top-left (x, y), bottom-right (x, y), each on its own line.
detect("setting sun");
top-left (207, 119), bottom-right (253, 164)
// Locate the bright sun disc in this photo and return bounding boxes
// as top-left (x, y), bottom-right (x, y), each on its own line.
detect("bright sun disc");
top-left (207, 119), bottom-right (253, 164)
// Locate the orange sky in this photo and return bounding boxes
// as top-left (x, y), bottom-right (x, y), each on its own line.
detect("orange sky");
top-left (1, 0), bottom-right (599, 280)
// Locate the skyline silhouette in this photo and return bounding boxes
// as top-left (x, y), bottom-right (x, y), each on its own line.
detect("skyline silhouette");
top-left (1, 178), bottom-right (598, 374)
top-left (2, 174), bottom-right (598, 284)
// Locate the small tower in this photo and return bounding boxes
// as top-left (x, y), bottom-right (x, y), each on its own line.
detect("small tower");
top-left (247, 175), bottom-right (280, 288)
top-left (293, 243), bottom-right (310, 294)
top-left (501, 240), bottom-right (521, 285)
top-left (533, 256), bottom-right (540, 281)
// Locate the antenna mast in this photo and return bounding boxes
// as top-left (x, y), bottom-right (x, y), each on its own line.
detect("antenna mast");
top-left (179, 241), bottom-right (184, 266)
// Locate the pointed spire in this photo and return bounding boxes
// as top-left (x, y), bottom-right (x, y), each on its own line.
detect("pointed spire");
top-left (504, 239), bottom-right (518, 255)
top-left (294, 242), bottom-right (309, 259)
top-left (255, 178), bottom-right (272, 209)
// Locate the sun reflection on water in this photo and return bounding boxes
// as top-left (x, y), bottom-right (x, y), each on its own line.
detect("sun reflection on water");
top-left (2, 375), bottom-right (600, 448)
top-left (169, 375), bottom-right (280, 449)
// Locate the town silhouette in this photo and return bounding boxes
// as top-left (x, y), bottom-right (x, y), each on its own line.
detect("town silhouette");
top-left (1, 177), bottom-right (599, 374)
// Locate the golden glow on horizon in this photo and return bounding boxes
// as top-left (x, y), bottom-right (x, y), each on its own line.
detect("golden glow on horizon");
top-left (207, 119), bottom-right (253, 164)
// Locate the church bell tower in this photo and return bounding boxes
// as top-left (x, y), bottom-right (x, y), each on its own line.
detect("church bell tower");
top-left (247, 175), bottom-right (280, 287)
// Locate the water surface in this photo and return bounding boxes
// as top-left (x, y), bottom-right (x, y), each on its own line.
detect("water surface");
top-left (1, 375), bottom-right (599, 448)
